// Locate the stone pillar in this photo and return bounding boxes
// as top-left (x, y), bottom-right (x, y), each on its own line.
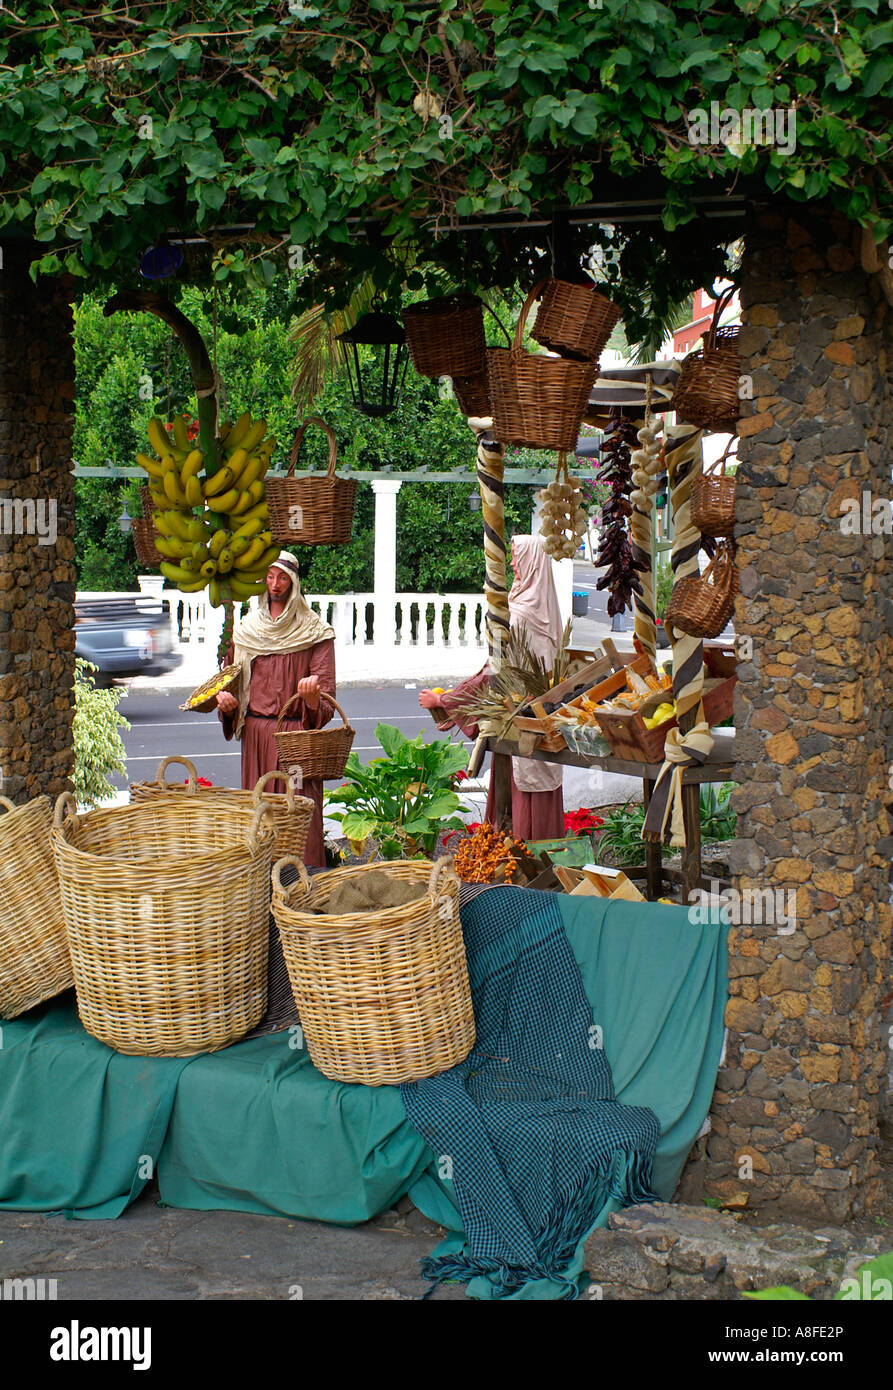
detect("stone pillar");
top-left (371, 479), bottom-right (401, 648)
top-left (698, 206), bottom-right (892, 1221)
top-left (0, 242), bottom-right (76, 801)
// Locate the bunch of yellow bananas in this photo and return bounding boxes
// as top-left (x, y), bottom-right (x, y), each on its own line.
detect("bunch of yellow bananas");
top-left (138, 411), bottom-right (280, 604)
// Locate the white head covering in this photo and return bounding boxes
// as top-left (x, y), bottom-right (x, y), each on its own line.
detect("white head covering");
top-left (508, 535), bottom-right (564, 795)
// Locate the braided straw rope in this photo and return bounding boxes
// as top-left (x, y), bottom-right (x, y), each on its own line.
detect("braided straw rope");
top-left (629, 384), bottom-right (662, 663)
top-left (469, 418), bottom-right (511, 673)
top-left (642, 423), bottom-right (713, 847)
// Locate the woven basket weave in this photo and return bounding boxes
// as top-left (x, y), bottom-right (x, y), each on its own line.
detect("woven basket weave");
top-left (130, 757), bottom-right (315, 863)
top-left (402, 293), bottom-right (487, 378)
top-left (274, 691), bottom-right (355, 782)
top-left (271, 857), bottom-right (475, 1085)
top-left (672, 286), bottom-right (740, 432)
top-left (0, 795), bottom-right (72, 1018)
top-left (266, 416), bottom-right (357, 547)
top-left (691, 440), bottom-right (738, 537)
top-left (531, 277), bottom-right (621, 362)
top-left (664, 540), bottom-right (738, 639)
top-left (52, 792), bottom-right (276, 1056)
top-left (487, 281), bottom-right (598, 450)
top-left (179, 665), bottom-right (241, 713)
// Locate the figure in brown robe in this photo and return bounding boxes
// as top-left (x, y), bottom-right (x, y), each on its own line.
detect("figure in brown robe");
top-left (217, 553), bottom-right (336, 866)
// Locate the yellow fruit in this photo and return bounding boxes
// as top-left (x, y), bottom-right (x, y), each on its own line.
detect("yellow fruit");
top-left (185, 476), bottom-right (203, 508)
top-left (147, 418), bottom-right (170, 457)
top-left (202, 466), bottom-right (237, 499)
top-left (431, 688), bottom-right (445, 696)
top-left (212, 486), bottom-right (242, 514)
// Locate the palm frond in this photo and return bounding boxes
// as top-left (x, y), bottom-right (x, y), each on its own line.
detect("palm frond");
top-left (288, 276), bottom-right (378, 415)
top-left (628, 295), bottom-right (693, 366)
top-left (456, 620), bottom-right (576, 738)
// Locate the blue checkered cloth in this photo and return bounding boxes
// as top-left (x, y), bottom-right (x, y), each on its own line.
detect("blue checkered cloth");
top-left (400, 886), bottom-right (660, 1299)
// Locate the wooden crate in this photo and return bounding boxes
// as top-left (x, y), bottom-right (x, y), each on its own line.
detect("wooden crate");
top-left (594, 675), bottom-right (735, 763)
top-left (513, 655), bottom-right (613, 752)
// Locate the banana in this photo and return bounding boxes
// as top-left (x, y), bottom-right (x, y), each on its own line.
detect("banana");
top-left (147, 418), bottom-right (170, 457)
top-left (160, 560), bottom-right (201, 585)
top-left (137, 452), bottom-right (165, 479)
top-left (152, 512), bottom-right (177, 539)
top-left (180, 449), bottom-right (204, 484)
top-left (223, 411), bottom-right (253, 453)
top-left (217, 548), bottom-right (234, 574)
top-left (185, 476), bottom-right (203, 508)
top-left (229, 577), bottom-right (268, 599)
top-left (233, 537), bottom-right (266, 571)
top-left (202, 466), bottom-right (237, 499)
top-left (153, 537), bottom-right (180, 560)
top-left (238, 456), bottom-right (266, 489)
top-left (164, 511), bottom-right (194, 541)
top-left (162, 471), bottom-right (187, 506)
top-left (186, 516), bottom-right (208, 543)
top-left (228, 490), bottom-right (256, 519)
top-left (149, 487), bottom-right (168, 511)
top-left (234, 501), bottom-right (269, 526)
top-left (256, 543), bottom-right (281, 569)
top-left (257, 530), bottom-right (273, 547)
top-left (231, 516), bottom-right (263, 543)
top-left (209, 529), bottom-right (230, 559)
top-left (228, 535), bottom-right (252, 558)
top-left (172, 416), bottom-right (191, 451)
top-left (210, 486), bottom-right (241, 514)
top-left (226, 447), bottom-right (249, 479)
top-left (208, 576), bottom-right (223, 607)
top-left (200, 559), bottom-right (218, 579)
top-left (165, 535), bottom-right (195, 559)
top-left (240, 420), bottom-right (267, 454)
top-left (191, 540), bottom-right (209, 562)
top-left (178, 555), bottom-right (200, 573)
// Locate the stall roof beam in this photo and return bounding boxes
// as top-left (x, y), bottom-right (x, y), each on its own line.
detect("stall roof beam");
top-left (73, 466), bottom-right (593, 484)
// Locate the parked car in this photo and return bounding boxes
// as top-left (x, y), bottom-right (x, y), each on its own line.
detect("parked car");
top-left (74, 593), bottom-right (181, 684)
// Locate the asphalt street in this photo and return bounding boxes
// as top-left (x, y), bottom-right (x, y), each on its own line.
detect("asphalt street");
top-left (113, 682), bottom-right (474, 792)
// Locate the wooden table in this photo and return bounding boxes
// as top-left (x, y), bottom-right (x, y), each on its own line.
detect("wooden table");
top-left (482, 732), bottom-right (737, 903)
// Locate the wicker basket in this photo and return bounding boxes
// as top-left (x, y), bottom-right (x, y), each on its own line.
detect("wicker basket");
top-left (672, 286), bottom-right (740, 432)
top-left (691, 440), bottom-right (738, 538)
top-left (130, 758), bottom-right (315, 863)
top-left (131, 485), bottom-right (163, 568)
top-left (531, 277), bottom-right (621, 362)
top-left (266, 416), bottom-right (357, 547)
top-left (271, 857), bottom-right (475, 1085)
top-left (451, 370), bottom-right (491, 418)
top-left (179, 665), bottom-right (241, 713)
top-left (51, 792), bottom-right (276, 1056)
top-left (487, 281), bottom-right (599, 450)
top-left (402, 293), bottom-right (487, 379)
top-left (0, 795), bottom-right (72, 1019)
top-left (664, 541), bottom-right (738, 639)
top-left (274, 691), bottom-right (355, 782)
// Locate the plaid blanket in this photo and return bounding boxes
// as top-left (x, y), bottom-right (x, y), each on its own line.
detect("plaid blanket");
top-left (400, 886), bottom-right (660, 1299)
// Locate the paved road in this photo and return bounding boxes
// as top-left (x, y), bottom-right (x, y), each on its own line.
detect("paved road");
top-left (113, 683), bottom-right (474, 792)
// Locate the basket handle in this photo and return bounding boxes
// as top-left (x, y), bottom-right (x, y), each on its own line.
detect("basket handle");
top-left (247, 801), bottom-right (277, 855)
top-left (479, 298), bottom-right (513, 346)
top-left (705, 285), bottom-right (736, 352)
top-left (156, 755), bottom-right (199, 792)
top-left (703, 439), bottom-right (739, 476)
top-left (428, 856), bottom-right (459, 900)
top-left (0, 794), bottom-right (17, 814)
top-left (253, 770), bottom-right (295, 810)
top-left (699, 540), bottom-right (734, 586)
top-left (276, 690), bottom-right (349, 734)
top-left (53, 792), bottom-right (80, 837)
top-left (286, 416), bottom-right (337, 482)
top-left (272, 856), bottom-right (313, 904)
top-left (512, 279), bottom-right (547, 354)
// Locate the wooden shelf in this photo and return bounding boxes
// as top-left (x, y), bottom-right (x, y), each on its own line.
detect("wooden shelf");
top-left (483, 730), bottom-right (737, 785)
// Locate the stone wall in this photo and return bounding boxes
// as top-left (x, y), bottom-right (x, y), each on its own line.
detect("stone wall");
top-left (689, 206), bottom-right (892, 1221)
top-left (0, 240), bottom-right (76, 801)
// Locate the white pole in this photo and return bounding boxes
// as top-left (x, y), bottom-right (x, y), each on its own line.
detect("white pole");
top-left (371, 479), bottom-right (402, 648)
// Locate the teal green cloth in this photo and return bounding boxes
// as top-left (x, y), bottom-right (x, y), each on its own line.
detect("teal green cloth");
top-left (406, 894), bottom-right (728, 1298)
top-left (0, 994), bottom-right (189, 1219)
top-left (156, 1031), bottom-right (433, 1224)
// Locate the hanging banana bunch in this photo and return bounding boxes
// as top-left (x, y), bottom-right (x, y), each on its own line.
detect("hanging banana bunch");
top-left (138, 410), bottom-right (280, 606)
top-left (535, 452), bottom-right (588, 561)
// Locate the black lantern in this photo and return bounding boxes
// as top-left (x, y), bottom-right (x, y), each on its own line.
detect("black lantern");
top-left (336, 308), bottom-right (408, 418)
top-left (468, 489), bottom-right (481, 513)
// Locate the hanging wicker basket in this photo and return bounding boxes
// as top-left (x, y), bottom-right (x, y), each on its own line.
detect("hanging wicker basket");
top-left (691, 439), bottom-right (738, 538)
top-left (274, 690), bottom-right (355, 783)
top-left (51, 792), bottom-right (276, 1056)
top-left (130, 758), bottom-right (315, 863)
top-left (271, 857), bottom-right (475, 1086)
top-left (451, 371), bottom-right (491, 418)
top-left (531, 277), bottom-right (621, 362)
top-left (487, 281), bottom-right (598, 450)
top-left (402, 293), bottom-right (487, 379)
top-left (266, 416), bottom-right (357, 547)
top-left (0, 795), bottom-right (72, 1019)
top-left (131, 487), bottom-right (163, 568)
top-left (664, 540), bottom-right (739, 639)
top-left (671, 286), bottom-right (740, 432)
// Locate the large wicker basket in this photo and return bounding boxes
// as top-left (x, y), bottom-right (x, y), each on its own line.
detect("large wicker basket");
top-left (402, 293), bottom-right (487, 379)
top-left (274, 691), bottom-right (355, 782)
top-left (664, 540), bottom-right (738, 639)
top-left (0, 795), bottom-right (72, 1018)
top-left (52, 792), bottom-right (276, 1056)
top-left (130, 757), bottom-right (315, 863)
top-left (672, 286), bottom-right (740, 432)
top-left (531, 277), bottom-right (621, 362)
top-left (487, 281), bottom-right (599, 450)
top-left (266, 416), bottom-right (357, 547)
top-left (271, 857), bottom-right (475, 1085)
top-left (691, 439), bottom-right (738, 538)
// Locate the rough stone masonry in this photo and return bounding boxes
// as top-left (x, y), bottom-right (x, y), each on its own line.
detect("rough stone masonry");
top-left (0, 239), bottom-right (76, 801)
top-left (686, 205), bottom-right (893, 1222)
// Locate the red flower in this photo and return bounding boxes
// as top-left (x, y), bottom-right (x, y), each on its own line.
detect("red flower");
top-left (564, 807), bottom-right (604, 836)
top-left (452, 769), bottom-right (469, 782)
top-left (187, 776), bottom-right (214, 788)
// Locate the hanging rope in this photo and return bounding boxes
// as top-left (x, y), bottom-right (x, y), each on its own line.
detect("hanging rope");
top-left (641, 422), bottom-right (712, 847)
top-left (629, 380), bottom-right (661, 663)
top-left (469, 419), bottom-right (510, 673)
